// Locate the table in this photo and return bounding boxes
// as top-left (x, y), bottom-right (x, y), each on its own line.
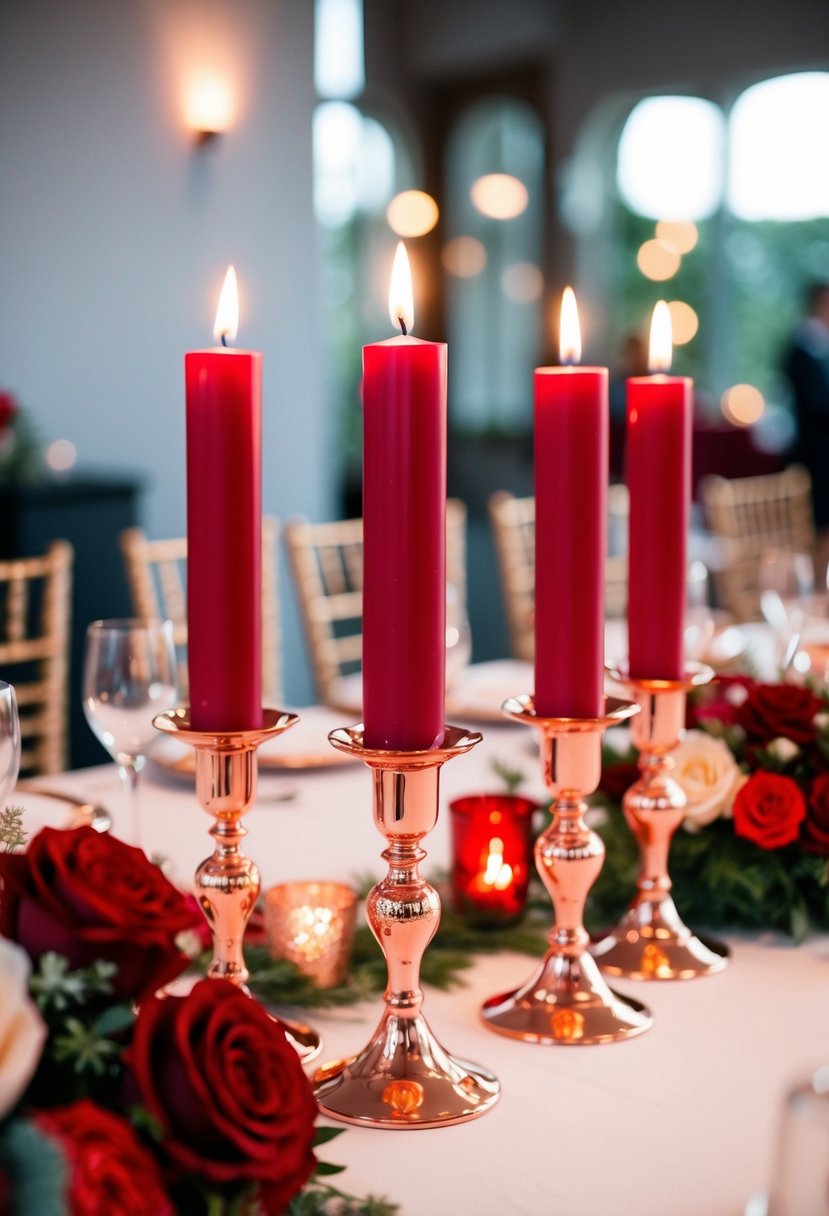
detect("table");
top-left (35, 660), bottom-right (828, 1216)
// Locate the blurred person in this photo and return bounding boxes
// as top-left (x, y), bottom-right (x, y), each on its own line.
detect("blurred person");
top-left (781, 281), bottom-right (829, 565)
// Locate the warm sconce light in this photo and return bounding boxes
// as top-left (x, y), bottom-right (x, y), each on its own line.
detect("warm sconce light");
top-left (184, 72), bottom-right (235, 144)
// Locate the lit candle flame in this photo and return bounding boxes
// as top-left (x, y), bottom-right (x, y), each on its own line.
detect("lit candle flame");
top-left (482, 838), bottom-right (514, 891)
top-left (649, 300), bottom-right (673, 372)
top-left (388, 241), bottom-right (414, 335)
top-left (559, 286), bottom-right (582, 365)
top-left (213, 265), bottom-right (239, 344)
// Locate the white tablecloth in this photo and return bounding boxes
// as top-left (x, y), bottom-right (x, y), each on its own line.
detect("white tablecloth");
top-left (25, 650), bottom-right (829, 1216)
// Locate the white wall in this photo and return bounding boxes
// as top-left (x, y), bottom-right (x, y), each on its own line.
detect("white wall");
top-left (0, 0), bottom-right (331, 704)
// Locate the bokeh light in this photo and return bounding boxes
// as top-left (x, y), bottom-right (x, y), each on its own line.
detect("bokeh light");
top-left (442, 236), bottom-right (487, 277)
top-left (637, 239), bottom-right (681, 281)
top-left (656, 220), bottom-right (698, 253)
top-left (470, 173), bottom-right (528, 220)
top-left (502, 262), bottom-right (543, 304)
top-left (667, 300), bottom-right (699, 345)
top-left (45, 439), bottom-right (77, 473)
top-left (617, 95), bottom-right (725, 220)
top-left (386, 190), bottom-right (439, 238)
top-left (721, 384), bottom-right (765, 426)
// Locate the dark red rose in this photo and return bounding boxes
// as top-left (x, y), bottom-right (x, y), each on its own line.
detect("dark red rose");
top-left (733, 772), bottom-right (806, 850)
top-left (735, 682), bottom-right (822, 746)
top-left (599, 760), bottom-right (640, 803)
top-left (803, 773), bottom-right (829, 855)
top-left (36, 1100), bottom-right (173, 1216)
top-left (0, 826), bottom-right (200, 1000)
top-left (0, 392), bottom-right (18, 429)
top-left (125, 979), bottom-right (317, 1212)
top-left (688, 674), bottom-right (756, 729)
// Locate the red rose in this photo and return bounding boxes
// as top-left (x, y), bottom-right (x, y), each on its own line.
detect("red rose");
top-left (803, 773), bottom-right (829, 854)
top-left (735, 682), bottom-right (822, 746)
top-left (733, 772), bottom-right (806, 849)
top-left (36, 1100), bottom-right (173, 1216)
top-left (0, 826), bottom-right (200, 1000)
top-left (599, 760), bottom-right (640, 803)
top-left (125, 979), bottom-right (317, 1212)
top-left (0, 392), bottom-right (18, 429)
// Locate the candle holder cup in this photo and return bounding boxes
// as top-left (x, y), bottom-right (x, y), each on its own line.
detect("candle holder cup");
top-left (590, 663), bottom-right (729, 980)
top-left (480, 695), bottom-right (653, 1045)
top-left (152, 707), bottom-right (321, 1061)
top-left (312, 724), bottom-right (500, 1129)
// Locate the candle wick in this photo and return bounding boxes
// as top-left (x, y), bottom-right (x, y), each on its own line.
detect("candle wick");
top-left (220, 333), bottom-right (228, 348)
top-left (398, 316), bottom-right (408, 336)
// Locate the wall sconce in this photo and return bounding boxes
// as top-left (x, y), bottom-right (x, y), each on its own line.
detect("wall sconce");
top-left (184, 72), bottom-right (235, 145)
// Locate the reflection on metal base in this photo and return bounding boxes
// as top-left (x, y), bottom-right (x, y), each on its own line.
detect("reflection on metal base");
top-left (313, 725), bottom-right (500, 1128)
top-left (315, 1008), bottom-right (500, 1128)
top-left (479, 695), bottom-right (652, 1046)
top-left (277, 1016), bottom-right (323, 1066)
top-left (590, 897), bottom-right (730, 980)
top-left (595, 664), bottom-right (730, 982)
top-left (481, 947), bottom-right (651, 1044)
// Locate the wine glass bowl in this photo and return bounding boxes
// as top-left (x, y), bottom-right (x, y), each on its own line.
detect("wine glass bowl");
top-left (0, 681), bottom-right (21, 810)
top-left (684, 560), bottom-right (716, 662)
top-left (759, 547), bottom-right (816, 673)
top-left (83, 619), bottom-right (177, 843)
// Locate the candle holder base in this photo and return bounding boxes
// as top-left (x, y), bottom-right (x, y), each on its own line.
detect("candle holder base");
top-left (315, 1008), bottom-right (499, 1128)
top-left (479, 696), bottom-right (652, 1046)
top-left (481, 947), bottom-right (651, 1045)
top-left (312, 725), bottom-right (500, 1128)
top-left (592, 664), bottom-right (730, 982)
top-left (153, 707), bottom-right (322, 1064)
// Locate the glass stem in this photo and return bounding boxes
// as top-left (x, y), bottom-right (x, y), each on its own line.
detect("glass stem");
top-left (117, 756), bottom-right (143, 848)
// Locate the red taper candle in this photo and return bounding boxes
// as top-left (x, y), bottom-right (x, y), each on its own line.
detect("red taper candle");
top-left (362, 243), bottom-right (446, 750)
top-left (534, 288), bottom-right (608, 718)
top-left (185, 266), bottom-right (262, 730)
top-left (627, 300), bottom-right (692, 679)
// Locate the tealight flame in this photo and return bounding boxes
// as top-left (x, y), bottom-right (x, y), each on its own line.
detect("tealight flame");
top-left (559, 286), bottom-right (582, 365)
top-left (482, 838), bottom-right (514, 891)
top-left (388, 241), bottom-right (414, 335)
top-left (649, 300), bottom-right (673, 372)
top-left (213, 265), bottom-right (239, 344)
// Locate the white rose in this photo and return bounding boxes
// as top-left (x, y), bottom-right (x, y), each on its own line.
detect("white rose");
top-left (671, 730), bottom-right (741, 828)
top-left (766, 736), bottom-right (800, 763)
top-left (0, 937), bottom-right (46, 1118)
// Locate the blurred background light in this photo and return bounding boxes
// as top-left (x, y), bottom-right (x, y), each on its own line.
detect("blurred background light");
top-left (636, 239), bottom-right (681, 281)
top-left (314, 0), bottom-right (364, 100)
top-left (618, 96), bottom-right (725, 220)
top-left (667, 300), bottom-right (699, 345)
top-left (386, 190), bottom-right (439, 238)
top-left (656, 220), bottom-right (699, 253)
top-left (441, 236), bottom-right (487, 277)
top-left (470, 173), bottom-right (529, 220)
top-left (721, 383), bottom-right (765, 426)
top-left (501, 262), bottom-right (544, 304)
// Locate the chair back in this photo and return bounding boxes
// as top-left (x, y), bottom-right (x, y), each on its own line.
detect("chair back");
top-left (284, 500), bottom-right (467, 708)
top-left (119, 517), bottom-right (281, 703)
top-left (0, 541), bottom-right (73, 775)
top-left (699, 466), bottom-right (815, 620)
top-left (488, 490), bottom-right (628, 662)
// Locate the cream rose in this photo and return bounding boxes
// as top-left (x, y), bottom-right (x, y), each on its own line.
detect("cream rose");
top-left (671, 730), bottom-right (741, 828)
top-left (0, 936), bottom-right (46, 1118)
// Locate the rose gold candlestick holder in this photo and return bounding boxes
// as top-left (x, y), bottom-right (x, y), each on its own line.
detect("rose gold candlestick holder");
top-left (481, 695), bottom-right (653, 1045)
top-left (312, 724), bottom-right (500, 1129)
top-left (590, 663), bottom-right (729, 980)
top-left (153, 707), bottom-right (321, 1062)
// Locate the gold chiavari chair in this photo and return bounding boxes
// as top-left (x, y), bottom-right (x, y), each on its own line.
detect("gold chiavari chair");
top-left (119, 517), bottom-right (281, 704)
top-left (284, 500), bottom-right (467, 710)
top-left (488, 490), bottom-right (628, 663)
top-left (699, 466), bottom-right (815, 621)
top-left (0, 541), bottom-right (73, 776)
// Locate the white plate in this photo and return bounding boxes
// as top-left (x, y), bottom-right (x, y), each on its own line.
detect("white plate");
top-left (149, 705), bottom-right (359, 779)
top-left (10, 787), bottom-right (109, 843)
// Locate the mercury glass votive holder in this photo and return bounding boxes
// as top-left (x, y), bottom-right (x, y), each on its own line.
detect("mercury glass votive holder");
top-left (265, 880), bottom-right (358, 988)
top-left (449, 794), bottom-right (538, 927)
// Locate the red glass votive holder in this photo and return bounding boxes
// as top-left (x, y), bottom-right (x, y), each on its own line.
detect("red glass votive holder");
top-left (449, 794), bottom-right (537, 927)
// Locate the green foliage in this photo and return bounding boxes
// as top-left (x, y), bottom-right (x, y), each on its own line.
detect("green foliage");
top-left (489, 756), bottom-right (527, 795)
top-left (0, 805), bottom-right (27, 852)
top-left (587, 805), bottom-right (829, 943)
top-left (0, 407), bottom-right (44, 485)
top-left (0, 1119), bottom-right (68, 1216)
top-left (29, 954), bottom-right (117, 1014)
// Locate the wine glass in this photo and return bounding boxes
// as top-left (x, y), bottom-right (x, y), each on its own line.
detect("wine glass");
top-left (684, 560), bottom-right (716, 662)
top-left (759, 547), bottom-right (815, 674)
top-left (0, 681), bottom-right (21, 810)
top-left (445, 583), bottom-right (472, 691)
top-left (764, 1064), bottom-right (829, 1216)
top-left (83, 619), bottom-right (177, 846)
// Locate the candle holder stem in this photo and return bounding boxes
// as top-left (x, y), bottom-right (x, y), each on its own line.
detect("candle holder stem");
top-left (590, 666), bottom-right (729, 980)
top-left (481, 696), bottom-right (652, 1045)
top-left (153, 708), bottom-right (322, 1061)
top-left (313, 725), bottom-right (500, 1129)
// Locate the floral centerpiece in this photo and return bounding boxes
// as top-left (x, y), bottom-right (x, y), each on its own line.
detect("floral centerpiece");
top-left (0, 392), bottom-right (43, 485)
top-left (592, 677), bottom-right (829, 941)
top-left (0, 824), bottom-right (397, 1215)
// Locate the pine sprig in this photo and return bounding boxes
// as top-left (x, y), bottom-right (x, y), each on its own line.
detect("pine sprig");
top-left (0, 804), bottom-right (27, 852)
